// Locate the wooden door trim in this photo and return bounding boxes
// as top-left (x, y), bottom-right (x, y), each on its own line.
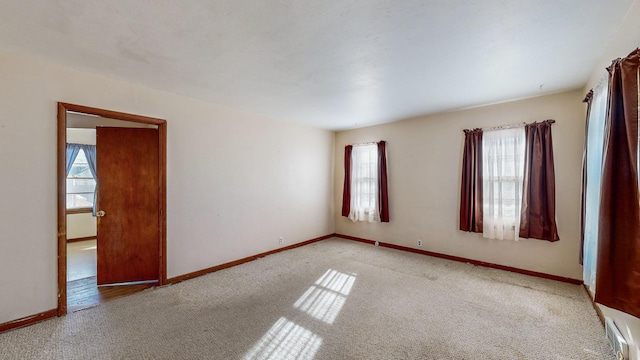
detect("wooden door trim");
top-left (57, 104), bottom-right (67, 316)
top-left (57, 102), bottom-right (167, 317)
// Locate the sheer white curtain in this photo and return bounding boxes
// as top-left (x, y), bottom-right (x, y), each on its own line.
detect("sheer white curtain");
top-left (482, 126), bottom-right (526, 240)
top-left (348, 144), bottom-right (380, 222)
top-left (583, 76), bottom-right (608, 291)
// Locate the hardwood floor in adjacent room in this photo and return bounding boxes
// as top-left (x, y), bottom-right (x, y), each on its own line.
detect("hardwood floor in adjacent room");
top-left (67, 240), bottom-right (97, 282)
top-left (67, 239), bottom-right (152, 312)
top-left (67, 276), bottom-right (153, 312)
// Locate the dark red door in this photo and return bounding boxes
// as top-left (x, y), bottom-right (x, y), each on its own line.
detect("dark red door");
top-left (96, 127), bottom-right (159, 285)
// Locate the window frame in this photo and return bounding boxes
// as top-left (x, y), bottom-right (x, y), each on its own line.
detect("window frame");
top-left (481, 126), bottom-right (526, 239)
top-left (66, 148), bottom-right (96, 211)
top-left (349, 143), bottom-right (380, 221)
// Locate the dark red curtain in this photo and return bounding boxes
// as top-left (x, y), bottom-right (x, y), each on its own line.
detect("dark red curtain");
top-left (341, 145), bottom-right (353, 217)
top-left (595, 49), bottom-right (640, 318)
top-left (459, 129), bottom-right (483, 232)
top-left (518, 120), bottom-right (559, 241)
top-left (579, 91), bottom-right (594, 264)
top-left (377, 141), bottom-right (390, 222)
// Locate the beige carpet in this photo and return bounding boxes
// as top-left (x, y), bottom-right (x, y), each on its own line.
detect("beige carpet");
top-left (0, 238), bottom-right (613, 359)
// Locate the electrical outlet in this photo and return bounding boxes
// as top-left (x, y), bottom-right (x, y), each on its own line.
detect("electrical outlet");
top-left (417, 240), bottom-right (423, 247)
top-left (279, 236), bottom-right (283, 245)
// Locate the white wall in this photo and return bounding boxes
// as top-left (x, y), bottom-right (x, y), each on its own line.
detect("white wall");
top-left (585, 0), bottom-right (640, 91)
top-left (0, 50), bottom-right (335, 324)
top-left (67, 113), bottom-right (158, 130)
top-left (66, 213), bottom-right (96, 239)
top-left (67, 128), bottom-right (96, 145)
top-left (582, 0), bottom-right (640, 358)
top-left (334, 90), bottom-right (585, 280)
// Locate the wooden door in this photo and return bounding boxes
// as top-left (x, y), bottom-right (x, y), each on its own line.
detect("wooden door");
top-left (96, 127), bottom-right (160, 285)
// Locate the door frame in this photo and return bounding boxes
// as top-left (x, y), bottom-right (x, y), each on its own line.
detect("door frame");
top-left (57, 102), bottom-right (167, 316)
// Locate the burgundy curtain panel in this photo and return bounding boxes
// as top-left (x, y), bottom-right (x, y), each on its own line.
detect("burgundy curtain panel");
top-left (518, 120), bottom-right (559, 241)
top-left (341, 145), bottom-right (353, 217)
top-left (595, 49), bottom-right (640, 318)
top-left (579, 91), bottom-right (594, 264)
top-left (377, 141), bottom-right (390, 222)
top-left (459, 129), bottom-right (483, 232)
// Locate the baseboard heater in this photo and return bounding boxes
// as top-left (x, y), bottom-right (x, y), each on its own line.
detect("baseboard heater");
top-left (605, 317), bottom-right (628, 360)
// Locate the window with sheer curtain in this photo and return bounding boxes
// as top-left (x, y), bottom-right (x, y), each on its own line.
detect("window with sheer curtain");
top-left (67, 148), bottom-right (96, 210)
top-left (341, 141), bottom-right (390, 223)
top-left (349, 144), bottom-right (379, 222)
top-left (461, 122), bottom-right (557, 241)
top-left (482, 126), bottom-right (526, 241)
top-left (589, 49), bottom-right (640, 319)
top-left (582, 77), bottom-right (608, 292)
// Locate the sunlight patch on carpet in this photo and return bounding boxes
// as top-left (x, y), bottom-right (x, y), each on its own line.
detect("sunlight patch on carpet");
top-left (293, 269), bottom-right (357, 324)
top-left (242, 317), bottom-right (322, 360)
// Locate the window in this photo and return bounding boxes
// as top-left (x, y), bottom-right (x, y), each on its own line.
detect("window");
top-left (582, 77), bottom-right (608, 291)
top-left (482, 127), bottom-right (525, 240)
top-left (342, 141), bottom-right (389, 223)
top-left (579, 49), bottom-right (640, 319)
top-left (349, 144), bottom-right (379, 222)
top-left (67, 149), bottom-right (96, 209)
top-left (461, 121), bottom-right (558, 241)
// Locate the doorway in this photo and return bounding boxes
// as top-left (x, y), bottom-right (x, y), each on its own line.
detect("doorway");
top-left (57, 103), bottom-right (167, 316)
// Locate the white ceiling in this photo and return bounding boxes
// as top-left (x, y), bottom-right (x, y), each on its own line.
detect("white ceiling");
top-left (0, 0), bottom-right (633, 130)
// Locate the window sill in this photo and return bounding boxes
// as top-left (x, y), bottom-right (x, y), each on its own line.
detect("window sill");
top-left (66, 208), bottom-right (93, 214)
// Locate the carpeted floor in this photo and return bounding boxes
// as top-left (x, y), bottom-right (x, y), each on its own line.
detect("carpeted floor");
top-left (0, 238), bottom-right (614, 359)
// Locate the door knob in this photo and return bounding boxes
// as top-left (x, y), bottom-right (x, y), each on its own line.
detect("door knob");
top-left (96, 210), bottom-right (106, 217)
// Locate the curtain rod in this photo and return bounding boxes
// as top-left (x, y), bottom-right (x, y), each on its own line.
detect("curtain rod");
top-left (483, 122), bottom-right (526, 131)
top-left (465, 119), bottom-right (556, 133)
top-left (351, 141), bottom-right (378, 146)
